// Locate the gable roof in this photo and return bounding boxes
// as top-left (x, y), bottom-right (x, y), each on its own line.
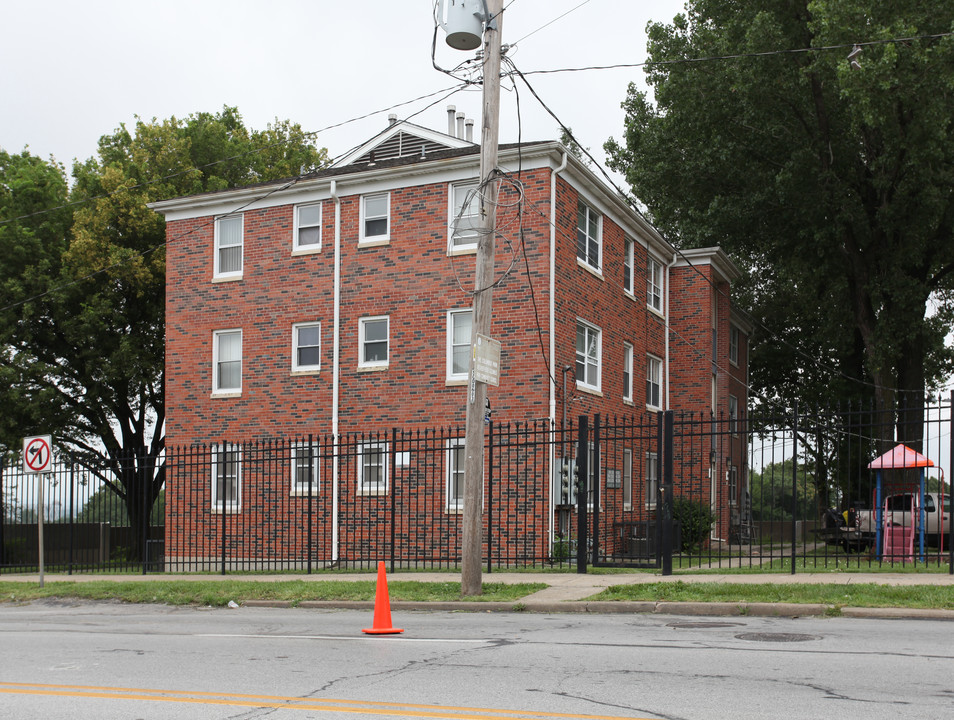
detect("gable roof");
top-left (867, 444), bottom-right (936, 469)
top-left (332, 119), bottom-right (475, 168)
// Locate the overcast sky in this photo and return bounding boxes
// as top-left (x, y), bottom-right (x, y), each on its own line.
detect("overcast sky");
top-left (1, 0), bottom-right (686, 179)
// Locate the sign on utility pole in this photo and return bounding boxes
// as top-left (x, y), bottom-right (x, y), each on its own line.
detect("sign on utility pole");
top-left (23, 435), bottom-right (53, 588)
top-left (437, 0), bottom-right (505, 596)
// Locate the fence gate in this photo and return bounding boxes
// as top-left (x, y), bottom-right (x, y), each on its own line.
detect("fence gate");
top-left (580, 413), bottom-right (675, 571)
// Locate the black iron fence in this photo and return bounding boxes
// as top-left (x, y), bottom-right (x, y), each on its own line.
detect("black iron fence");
top-left (2, 398), bottom-right (952, 575)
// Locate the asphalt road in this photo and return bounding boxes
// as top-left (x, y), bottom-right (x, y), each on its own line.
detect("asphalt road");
top-left (1, 600), bottom-right (952, 719)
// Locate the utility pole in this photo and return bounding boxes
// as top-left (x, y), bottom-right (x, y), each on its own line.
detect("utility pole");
top-left (461, 0), bottom-right (503, 597)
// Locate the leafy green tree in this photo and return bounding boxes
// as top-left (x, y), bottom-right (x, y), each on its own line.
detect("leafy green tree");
top-left (606, 1), bottom-right (954, 449)
top-left (0, 107), bottom-right (329, 559)
top-left (750, 460), bottom-right (820, 521)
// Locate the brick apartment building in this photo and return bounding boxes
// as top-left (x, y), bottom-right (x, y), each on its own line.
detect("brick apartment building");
top-left (150, 113), bottom-right (750, 562)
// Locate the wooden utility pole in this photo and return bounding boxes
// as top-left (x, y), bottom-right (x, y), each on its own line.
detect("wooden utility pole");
top-left (461, 0), bottom-right (503, 597)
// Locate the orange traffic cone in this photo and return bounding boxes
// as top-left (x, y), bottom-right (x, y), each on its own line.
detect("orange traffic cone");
top-left (362, 561), bottom-right (404, 635)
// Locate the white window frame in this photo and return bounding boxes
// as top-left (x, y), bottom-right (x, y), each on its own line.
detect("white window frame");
top-left (291, 442), bottom-right (320, 496)
top-left (623, 238), bottom-right (635, 295)
top-left (729, 394), bottom-right (739, 435)
top-left (292, 321), bottom-right (321, 373)
top-left (646, 354), bottom-right (662, 410)
top-left (729, 325), bottom-right (740, 366)
top-left (728, 465), bottom-right (739, 506)
top-left (647, 256), bottom-right (663, 313)
top-left (446, 309), bottom-right (472, 382)
top-left (358, 441), bottom-right (388, 495)
top-left (212, 329), bottom-right (242, 395)
top-left (214, 214), bottom-right (243, 279)
top-left (645, 451), bottom-right (658, 509)
top-left (575, 319), bottom-right (601, 392)
top-left (360, 192), bottom-right (390, 244)
top-left (358, 316), bottom-right (389, 369)
top-left (623, 342), bottom-right (634, 402)
top-left (293, 202), bottom-right (322, 253)
top-left (211, 444), bottom-right (241, 511)
top-left (449, 181), bottom-right (480, 252)
top-left (446, 438), bottom-right (465, 513)
top-left (576, 200), bottom-right (602, 271)
top-left (622, 448), bottom-right (633, 510)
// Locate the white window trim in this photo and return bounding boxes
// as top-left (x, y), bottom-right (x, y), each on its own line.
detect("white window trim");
top-left (646, 354), bottom-right (663, 410)
top-left (292, 321), bottom-right (321, 374)
top-left (293, 202), bottom-right (322, 254)
top-left (622, 448), bottom-right (633, 511)
top-left (290, 442), bottom-right (320, 496)
top-left (211, 444), bottom-right (241, 512)
top-left (729, 325), bottom-right (740, 366)
top-left (623, 238), bottom-right (635, 296)
top-left (645, 451), bottom-right (658, 509)
top-left (358, 315), bottom-right (389, 370)
top-left (448, 180), bottom-right (480, 254)
top-left (446, 309), bottom-right (472, 383)
top-left (728, 465), bottom-right (739, 506)
top-left (358, 441), bottom-right (388, 496)
top-left (445, 438), bottom-right (465, 513)
top-left (214, 214), bottom-right (243, 280)
top-left (575, 319), bottom-right (602, 393)
top-left (359, 192), bottom-right (390, 246)
top-left (729, 394), bottom-right (739, 436)
top-left (647, 255), bottom-right (664, 314)
top-left (212, 329), bottom-right (242, 396)
top-left (623, 342), bottom-right (634, 403)
top-left (576, 200), bottom-right (602, 272)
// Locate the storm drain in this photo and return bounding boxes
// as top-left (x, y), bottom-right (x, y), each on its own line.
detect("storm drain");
top-left (735, 632), bottom-right (819, 643)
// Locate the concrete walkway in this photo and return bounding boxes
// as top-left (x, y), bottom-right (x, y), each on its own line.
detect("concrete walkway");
top-left (4, 570), bottom-right (954, 620)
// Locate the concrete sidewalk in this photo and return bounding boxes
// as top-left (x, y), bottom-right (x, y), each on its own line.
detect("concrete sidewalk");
top-left (4, 570), bottom-right (954, 619)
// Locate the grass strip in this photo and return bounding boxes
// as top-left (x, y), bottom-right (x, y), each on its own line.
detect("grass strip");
top-left (591, 581), bottom-right (954, 609)
top-left (0, 580), bottom-right (546, 607)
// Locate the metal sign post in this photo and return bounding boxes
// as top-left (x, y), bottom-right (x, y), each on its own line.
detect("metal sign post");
top-left (23, 435), bottom-right (53, 588)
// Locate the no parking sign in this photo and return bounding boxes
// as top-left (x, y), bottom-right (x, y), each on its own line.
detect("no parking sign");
top-left (23, 435), bottom-right (53, 474)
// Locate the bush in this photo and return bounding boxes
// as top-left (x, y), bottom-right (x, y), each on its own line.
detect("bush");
top-left (673, 498), bottom-right (715, 552)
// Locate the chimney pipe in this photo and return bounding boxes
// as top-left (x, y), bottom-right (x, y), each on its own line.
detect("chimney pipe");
top-left (388, 114), bottom-right (398, 126)
top-left (456, 112), bottom-right (465, 139)
top-left (465, 118), bottom-right (474, 143)
top-left (447, 105), bottom-right (457, 136)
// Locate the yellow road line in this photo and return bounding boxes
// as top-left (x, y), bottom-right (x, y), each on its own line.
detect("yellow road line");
top-left (0, 682), bottom-right (654, 720)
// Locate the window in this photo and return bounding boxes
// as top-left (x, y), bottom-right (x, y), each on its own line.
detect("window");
top-left (623, 342), bottom-right (633, 402)
top-left (446, 438), bottom-right (465, 512)
top-left (729, 394), bottom-right (739, 435)
top-left (646, 355), bottom-right (662, 409)
top-left (729, 325), bottom-right (740, 366)
top-left (647, 256), bottom-right (663, 312)
top-left (450, 181), bottom-right (480, 250)
top-left (358, 442), bottom-right (388, 494)
top-left (291, 443), bottom-right (320, 495)
top-left (645, 452), bottom-right (658, 508)
top-left (576, 200), bottom-right (601, 270)
top-left (360, 192), bottom-right (389, 242)
top-left (213, 330), bottom-right (242, 394)
top-left (575, 320), bottom-right (601, 391)
top-left (359, 316), bottom-right (389, 368)
top-left (447, 310), bottom-right (472, 381)
top-left (623, 238), bottom-right (635, 295)
top-left (211, 444), bottom-right (241, 510)
top-left (292, 322), bottom-right (321, 372)
top-left (728, 465), bottom-right (738, 506)
top-left (622, 448), bottom-right (633, 509)
top-left (294, 203), bottom-right (321, 251)
top-left (214, 214), bottom-right (243, 278)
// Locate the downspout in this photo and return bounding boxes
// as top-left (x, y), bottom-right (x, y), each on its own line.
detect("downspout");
top-left (549, 151), bottom-right (568, 551)
top-left (331, 180), bottom-right (342, 563)
top-left (665, 252), bottom-right (677, 411)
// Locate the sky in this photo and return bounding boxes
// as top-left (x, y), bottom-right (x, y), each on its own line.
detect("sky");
top-left (0, 0), bottom-right (687, 179)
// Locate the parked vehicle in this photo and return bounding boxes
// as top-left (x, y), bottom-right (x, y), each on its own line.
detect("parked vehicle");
top-left (855, 492), bottom-right (951, 548)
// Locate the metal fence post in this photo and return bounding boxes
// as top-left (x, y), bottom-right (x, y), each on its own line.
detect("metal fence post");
top-left (487, 419), bottom-right (494, 575)
top-left (307, 434), bottom-right (314, 575)
top-left (791, 404), bottom-right (798, 575)
top-left (949, 391), bottom-right (953, 576)
top-left (390, 428), bottom-right (397, 575)
top-left (661, 410), bottom-right (674, 576)
top-left (576, 415), bottom-right (588, 574)
top-left (591, 414), bottom-right (601, 568)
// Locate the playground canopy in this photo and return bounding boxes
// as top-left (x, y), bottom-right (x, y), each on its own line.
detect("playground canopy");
top-left (867, 444), bottom-right (935, 470)
top-left (867, 444), bottom-right (936, 561)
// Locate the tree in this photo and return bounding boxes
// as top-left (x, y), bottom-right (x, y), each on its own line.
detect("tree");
top-left (606, 1), bottom-right (954, 449)
top-left (0, 107), bottom-right (329, 559)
